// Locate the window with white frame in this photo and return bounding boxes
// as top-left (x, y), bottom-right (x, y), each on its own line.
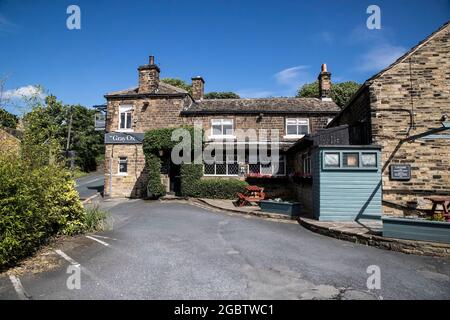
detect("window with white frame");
top-left (204, 154), bottom-right (239, 176)
top-left (210, 119), bottom-right (234, 138)
top-left (248, 155), bottom-right (286, 176)
top-left (118, 157), bottom-right (128, 175)
top-left (285, 118), bottom-right (309, 137)
top-left (119, 105), bottom-right (133, 131)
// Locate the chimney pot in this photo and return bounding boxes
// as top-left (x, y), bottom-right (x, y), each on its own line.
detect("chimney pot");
top-left (318, 64), bottom-right (332, 101)
top-left (138, 56), bottom-right (160, 93)
top-left (191, 76), bottom-right (205, 100)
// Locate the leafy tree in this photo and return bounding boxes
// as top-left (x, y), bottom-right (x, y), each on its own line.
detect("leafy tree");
top-left (296, 81), bottom-right (361, 108)
top-left (204, 92), bottom-right (240, 99)
top-left (161, 78), bottom-right (192, 93)
top-left (0, 108), bottom-right (18, 129)
top-left (22, 95), bottom-right (104, 172)
top-left (62, 105), bottom-right (104, 172)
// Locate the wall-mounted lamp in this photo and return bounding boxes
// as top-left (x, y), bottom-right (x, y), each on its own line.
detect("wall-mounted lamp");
top-left (256, 113), bottom-right (264, 122)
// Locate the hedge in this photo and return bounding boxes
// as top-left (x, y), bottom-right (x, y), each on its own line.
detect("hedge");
top-left (180, 163), bottom-right (248, 199)
top-left (0, 152), bottom-right (86, 269)
top-left (143, 126), bottom-right (247, 200)
top-left (146, 154), bottom-right (165, 198)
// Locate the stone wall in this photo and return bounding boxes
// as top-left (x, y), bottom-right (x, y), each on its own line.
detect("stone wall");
top-left (332, 23), bottom-right (450, 216)
top-left (104, 144), bottom-right (147, 198)
top-left (0, 129), bottom-right (20, 153)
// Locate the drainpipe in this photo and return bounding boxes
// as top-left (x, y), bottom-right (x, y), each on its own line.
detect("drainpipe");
top-left (109, 145), bottom-right (114, 197)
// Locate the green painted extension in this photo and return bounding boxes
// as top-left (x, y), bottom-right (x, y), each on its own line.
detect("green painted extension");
top-left (383, 217), bottom-right (450, 244)
top-left (312, 145), bottom-right (382, 221)
top-left (259, 200), bottom-right (302, 217)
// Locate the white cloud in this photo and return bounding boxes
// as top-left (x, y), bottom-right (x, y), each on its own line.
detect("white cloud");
top-left (356, 44), bottom-right (406, 72)
top-left (3, 85), bottom-right (45, 99)
top-left (237, 65), bottom-right (316, 98)
top-left (274, 65), bottom-right (313, 89)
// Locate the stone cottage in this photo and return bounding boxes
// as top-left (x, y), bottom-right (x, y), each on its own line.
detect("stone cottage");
top-left (327, 21), bottom-right (450, 216)
top-left (101, 56), bottom-right (340, 197)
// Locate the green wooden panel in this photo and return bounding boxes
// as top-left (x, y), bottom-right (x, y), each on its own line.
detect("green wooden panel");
top-left (313, 146), bottom-right (382, 222)
top-left (383, 217), bottom-right (450, 243)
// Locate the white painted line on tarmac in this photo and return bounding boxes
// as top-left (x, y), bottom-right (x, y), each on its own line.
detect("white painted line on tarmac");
top-left (90, 234), bottom-right (117, 241)
top-left (75, 176), bottom-right (103, 187)
top-left (86, 235), bottom-right (110, 247)
top-left (55, 249), bottom-right (80, 266)
top-left (82, 193), bottom-right (100, 204)
top-left (8, 275), bottom-right (30, 300)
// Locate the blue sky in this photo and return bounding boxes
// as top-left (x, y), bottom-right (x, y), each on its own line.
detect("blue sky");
top-left (0, 0), bottom-right (449, 113)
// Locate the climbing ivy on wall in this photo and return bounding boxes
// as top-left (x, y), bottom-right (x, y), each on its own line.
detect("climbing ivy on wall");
top-left (143, 126), bottom-right (202, 198)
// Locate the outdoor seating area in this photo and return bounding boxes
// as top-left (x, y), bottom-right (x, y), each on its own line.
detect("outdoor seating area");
top-left (425, 196), bottom-right (450, 221)
top-left (235, 185), bottom-right (266, 207)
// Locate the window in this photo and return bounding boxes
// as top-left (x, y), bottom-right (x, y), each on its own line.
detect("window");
top-left (324, 152), bottom-right (340, 168)
top-left (248, 155), bottom-right (286, 176)
top-left (361, 153), bottom-right (377, 168)
top-left (322, 151), bottom-right (378, 170)
top-left (119, 105), bottom-right (133, 131)
top-left (285, 118), bottom-right (309, 137)
top-left (211, 119), bottom-right (234, 137)
top-left (343, 153), bottom-right (359, 168)
top-left (118, 157), bottom-right (128, 175)
top-left (303, 155), bottom-right (311, 174)
top-left (204, 155), bottom-right (239, 176)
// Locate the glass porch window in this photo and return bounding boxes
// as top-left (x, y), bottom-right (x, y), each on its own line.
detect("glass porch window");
top-left (343, 153), bottom-right (359, 168)
top-left (204, 155), bottom-right (239, 176)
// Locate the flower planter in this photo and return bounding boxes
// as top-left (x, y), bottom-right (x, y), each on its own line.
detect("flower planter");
top-left (259, 200), bottom-right (301, 217)
top-left (382, 217), bottom-right (450, 244)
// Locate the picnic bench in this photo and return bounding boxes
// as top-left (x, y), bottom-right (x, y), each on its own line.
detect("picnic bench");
top-left (236, 185), bottom-right (266, 207)
top-left (425, 196), bottom-right (450, 221)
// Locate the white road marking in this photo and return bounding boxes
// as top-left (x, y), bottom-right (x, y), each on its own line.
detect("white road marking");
top-left (55, 249), bottom-right (80, 266)
top-left (8, 275), bottom-right (30, 300)
top-left (90, 234), bottom-right (117, 241)
top-left (86, 235), bottom-right (110, 247)
top-left (75, 176), bottom-right (103, 187)
top-left (82, 193), bottom-right (100, 204)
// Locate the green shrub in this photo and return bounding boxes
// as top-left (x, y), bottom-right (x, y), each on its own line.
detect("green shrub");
top-left (146, 154), bottom-right (165, 198)
top-left (84, 205), bottom-right (109, 232)
top-left (194, 179), bottom-right (248, 199)
top-left (143, 126), bottom-right (203, 198)
top-left (180, 163), bottom-right (248, 199)
top-left (180, 163), bottom-right (203, 197)
top-left (0, 152), bottom-right (86, 269)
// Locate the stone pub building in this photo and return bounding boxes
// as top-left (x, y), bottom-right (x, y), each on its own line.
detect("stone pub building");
top-left (101, 56), bottom-right (339, 198)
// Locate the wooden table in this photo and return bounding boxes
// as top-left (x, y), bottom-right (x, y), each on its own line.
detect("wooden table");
top-left (425, 196), bottom-right (450, 221)
top-left (236, 186), bottom-right (266, 207)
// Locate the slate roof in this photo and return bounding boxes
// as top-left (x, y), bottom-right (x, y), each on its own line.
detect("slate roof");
top-left (105, 81), bottom-right (188, 97)
top-left (182, 97), bottom-right (340, 115)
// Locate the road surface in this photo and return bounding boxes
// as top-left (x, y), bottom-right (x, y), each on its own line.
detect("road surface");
top-left (0, 200), bottom-right (449, 300)
top-left (75, 173), bottom-right (104, 200)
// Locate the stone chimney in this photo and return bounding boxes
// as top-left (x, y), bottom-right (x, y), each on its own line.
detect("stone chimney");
top-left (318, 63), bottom-right (332, 101)
top-left (191, 76), bottom-right (205, 100)
top-left (138, 55), bottom-right (160, 93)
